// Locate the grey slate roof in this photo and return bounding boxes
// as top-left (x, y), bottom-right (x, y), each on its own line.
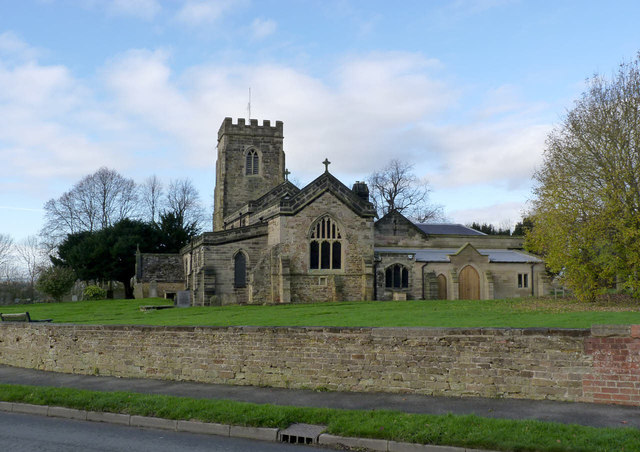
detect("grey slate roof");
top-left (415, 223), bottom-right (486, 236)
top-left (375, 248), bottom-right (543, 263)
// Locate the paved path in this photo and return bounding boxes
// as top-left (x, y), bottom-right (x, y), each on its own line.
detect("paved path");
top-left (1, 365), bottom-right (638, 430)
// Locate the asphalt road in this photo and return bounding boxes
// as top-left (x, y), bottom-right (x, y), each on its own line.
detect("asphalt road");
top-left (0, 411), bottom-right (320, 452)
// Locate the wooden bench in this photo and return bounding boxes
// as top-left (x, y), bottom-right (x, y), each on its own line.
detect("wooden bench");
top-left (0, 312), bottom-right (52, 323)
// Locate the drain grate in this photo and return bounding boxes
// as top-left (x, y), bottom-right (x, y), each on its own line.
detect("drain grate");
top-left (278, 423), bottom-right (326, 445)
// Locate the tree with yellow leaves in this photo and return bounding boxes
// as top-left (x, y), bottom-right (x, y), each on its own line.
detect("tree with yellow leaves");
top-left (527, 55), bottom-right (640, 301)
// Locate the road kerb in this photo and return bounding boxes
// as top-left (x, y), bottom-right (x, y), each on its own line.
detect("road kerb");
top-left (389, 440), bottom-right (468, 451)
top-left (229, 425), bottom-right (279, 441)
top-left (48, 406), bottom-right (87, 421)
top-left (130, 415), bottom-right (178, 431)
top-left (87, 410), bottom-right (131, 425)
top-left (0, 401), bottom-right (12, 412)
top-left (12, 402), bottom-right (48, 416)
top-left (177, 420), bottom-right (230, 436)
top-left (319, 433), bottom-right (388, 451)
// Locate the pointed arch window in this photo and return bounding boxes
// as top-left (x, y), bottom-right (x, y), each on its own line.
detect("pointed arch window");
top-left (385, 264), bottom-right (409, 289)
top-left (234, 252), bottom-right (247, 288)
top-left (245, 149), bottom-right (259, 175)
top-left (309, 216), bottom-right (342, 270)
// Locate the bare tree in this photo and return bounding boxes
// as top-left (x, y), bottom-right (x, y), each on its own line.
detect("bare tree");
top-left (0, 233), bottom-right (13, 270)
top-left (165, 178), bottom-right (205, 229)
top-left (15, 235), bottom-right (46, 298)
top-left (42, 167), bottom-right (139, 245)
top-left (140, 175), bottom-right (164, 223)
top-left (367, 159), bottom-right (443, 222)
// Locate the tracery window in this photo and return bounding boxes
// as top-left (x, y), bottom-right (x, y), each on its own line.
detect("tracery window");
top-left (245, 149), bottom-right (259, 175)
top-left (385, 264), bottom-right (409, 289)
top-left (309, 216), bottom-right (342, 270)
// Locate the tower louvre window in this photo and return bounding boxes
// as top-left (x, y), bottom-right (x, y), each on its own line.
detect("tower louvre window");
top-left (309, 216), bottom-right (342, 270)
top-left (245, 150), bottom-right (259, 175)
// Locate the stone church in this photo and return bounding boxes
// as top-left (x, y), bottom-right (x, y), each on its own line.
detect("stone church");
top-left (133, 117), bottom-right (549, 304)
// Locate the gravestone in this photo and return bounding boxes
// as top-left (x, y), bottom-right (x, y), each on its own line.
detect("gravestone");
top-left (176, 290), bottom-right (191, 307)
top-left (148, 280), bottom-right (158, 298)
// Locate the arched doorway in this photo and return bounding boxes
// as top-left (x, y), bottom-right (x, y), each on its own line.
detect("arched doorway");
top-left (459, 266), bottom-right (480, 300)
top-left (437, 274), bottom-right (447, 300)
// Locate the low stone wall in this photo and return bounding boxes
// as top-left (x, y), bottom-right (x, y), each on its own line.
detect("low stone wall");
top-left (0, 323), bottom-right (638, 406)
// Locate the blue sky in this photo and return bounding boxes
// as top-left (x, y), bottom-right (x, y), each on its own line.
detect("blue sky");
top-left (2, 0), bottom-right (640, 242)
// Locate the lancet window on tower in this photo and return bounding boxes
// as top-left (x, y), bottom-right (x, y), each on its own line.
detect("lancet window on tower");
top-left (309, 216), bottom-right (342, 270)
top-left (245, 149), bottom-right (259, 175)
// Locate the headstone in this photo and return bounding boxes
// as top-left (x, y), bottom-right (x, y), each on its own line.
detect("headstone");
top-left (72, 295), bottom-right (78, 302)
top-left (149, 280), bottom-right (158, 298)
top-left (176, 290), bottom-right (191, 308)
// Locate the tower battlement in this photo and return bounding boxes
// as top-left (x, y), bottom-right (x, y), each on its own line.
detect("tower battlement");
top-left (218, 117), bottom-right (283, 140)
top-left (213, 117), bottom-right (286, 231)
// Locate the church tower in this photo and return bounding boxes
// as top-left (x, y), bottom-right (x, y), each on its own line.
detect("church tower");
top-left (213, 118), bottom-right (285, 231)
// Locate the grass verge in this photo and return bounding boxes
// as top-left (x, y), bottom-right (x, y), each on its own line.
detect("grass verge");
top-left (2, 297), bottom-right (640, 328)
top-left (0, 383), bottom-right (638, 451)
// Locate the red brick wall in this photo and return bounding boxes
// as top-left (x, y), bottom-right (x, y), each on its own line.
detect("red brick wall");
top-left (583, 325), bottom-right (640, 405)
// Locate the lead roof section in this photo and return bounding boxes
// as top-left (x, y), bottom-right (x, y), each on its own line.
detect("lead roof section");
top-left (375, 247), bottom-right (543, 263)
top-left (415, 223), bottom-right (486, 236)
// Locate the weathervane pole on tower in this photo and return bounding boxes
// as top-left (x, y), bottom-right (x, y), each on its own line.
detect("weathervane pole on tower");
top-left (247, 88), bottom-right (251, 121)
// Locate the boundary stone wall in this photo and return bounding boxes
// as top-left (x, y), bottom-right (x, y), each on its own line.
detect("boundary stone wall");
top-left (0, 324), bottom-right (638, 406)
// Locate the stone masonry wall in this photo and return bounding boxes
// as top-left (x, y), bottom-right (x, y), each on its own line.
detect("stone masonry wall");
top-left (276, 191), bottom-right (375, 303)
top-left (1, 323), bottom-right (639, 406)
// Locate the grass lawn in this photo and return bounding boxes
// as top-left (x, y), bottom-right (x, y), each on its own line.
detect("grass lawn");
top-left (1, 297), bottom-right (639, 328)
top-left (0, 383), bottom-right (638, 452)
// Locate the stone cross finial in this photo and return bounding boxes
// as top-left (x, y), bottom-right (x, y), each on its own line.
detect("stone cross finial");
top-left (284, 168), bottom-right (291, 180)
top-left (322, 158), bottom-right (331, 173)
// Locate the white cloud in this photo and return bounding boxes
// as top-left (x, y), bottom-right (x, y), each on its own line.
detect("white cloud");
top-left (250, 18), bottom-right (277, 40)
top-left (101, 50), bottom-right (457, 180)
top-left (99, 48), bottom-right (551, 194)
top-left (175, 0), bottom-right (241, 26)
top-left (448, 201), bottom-right (526, 229)
top-left (83, 0), bottom-right (161, 20)
top-left (0, 32), bottom-right (40, 61)
top-left (0, 46), bottom-right (135, 190)
top-left (425, 120), bottom-right (550, 190)
top-left (0, 36), bottom-right (551, 231)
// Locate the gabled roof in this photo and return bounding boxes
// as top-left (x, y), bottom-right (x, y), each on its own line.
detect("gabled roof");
top-left (277, 171), bottom-right (376, 218)
top-left (249, 180), bottom-right (301, 212)
top-left (415, 223), bottom-right (485, 236)
top-left (374, 209), bottom-right (430, 238)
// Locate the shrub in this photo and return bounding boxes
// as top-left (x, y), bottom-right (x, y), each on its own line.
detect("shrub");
top-left (36, 266), bottom-right (76, 302)
top-left (83, 285), bottom-right (107, 301)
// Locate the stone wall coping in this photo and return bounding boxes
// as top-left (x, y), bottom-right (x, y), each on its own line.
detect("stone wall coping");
top-left (591, 324), bottom-right (632, 337)
top-left (0, 322), bottom-right (597, 337)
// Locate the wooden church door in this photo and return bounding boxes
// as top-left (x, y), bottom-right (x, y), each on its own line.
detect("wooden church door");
top-left (459, 266), bottom-right (480, 300)
top-left (437, 274), bottom-right (447, 300)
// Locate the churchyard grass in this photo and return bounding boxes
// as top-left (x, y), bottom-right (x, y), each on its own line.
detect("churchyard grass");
top-left (0, 383), bottom-right (637, 452)
top-left (1, 297), bottom-right (640, 328)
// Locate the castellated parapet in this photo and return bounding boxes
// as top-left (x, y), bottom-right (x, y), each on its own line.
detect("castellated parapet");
top-left (217, 117), bottom-right (284, 140)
